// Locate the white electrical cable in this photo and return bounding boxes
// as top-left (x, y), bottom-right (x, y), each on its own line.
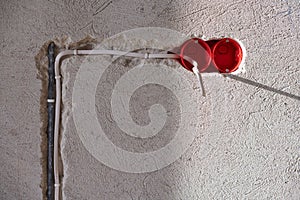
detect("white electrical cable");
top-left (192, 66), bottom-right (206, 97)
top-left (53, 49), bottom-right (199, 200)
top-left (181, 55), bottom-right (205, 96)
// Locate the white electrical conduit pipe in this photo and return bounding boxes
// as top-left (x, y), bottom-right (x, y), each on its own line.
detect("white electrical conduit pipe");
top-left (53, 49), bottom-right (202, 200)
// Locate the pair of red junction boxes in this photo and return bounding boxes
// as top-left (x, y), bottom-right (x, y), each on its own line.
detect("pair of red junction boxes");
top-left (173, 37), bottom-right (244, 73)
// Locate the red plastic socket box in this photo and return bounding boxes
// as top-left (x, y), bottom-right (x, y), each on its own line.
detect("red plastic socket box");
top-left (173, 37), bottom-right (244, 73)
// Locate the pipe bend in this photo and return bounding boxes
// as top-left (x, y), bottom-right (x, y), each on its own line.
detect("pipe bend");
top-left (54, 50), bottom-right (74, 76)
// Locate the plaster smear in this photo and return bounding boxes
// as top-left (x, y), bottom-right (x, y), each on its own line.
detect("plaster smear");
top-left (60, 28), bottom-right (212, 198)
top-left (59, 26), bottom-right (299, 200)
top-left (35, 35), bottom-right (99, 199)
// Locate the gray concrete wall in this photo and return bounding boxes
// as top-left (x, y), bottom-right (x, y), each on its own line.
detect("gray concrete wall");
top-left (1, 0), bottom-right (299, 199)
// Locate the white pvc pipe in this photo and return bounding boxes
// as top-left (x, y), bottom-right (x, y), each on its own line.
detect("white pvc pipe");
top-left (53, 49), bottom-right (201, 200)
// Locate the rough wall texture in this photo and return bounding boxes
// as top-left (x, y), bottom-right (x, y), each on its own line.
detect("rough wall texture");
top-left (1, 0), bottom-right (299, 199)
